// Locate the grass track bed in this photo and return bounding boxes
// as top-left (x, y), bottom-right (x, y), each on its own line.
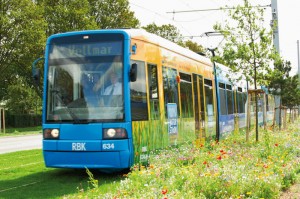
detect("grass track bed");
top-left (68, 123), bottom-right (300, 199)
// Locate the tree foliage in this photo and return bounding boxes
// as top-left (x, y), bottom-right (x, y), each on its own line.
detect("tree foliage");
top-left (143, 23), bottom-right (183, 44)
top-left (0, 0), bottom-right (46, 102)
top-left (143, 23), bottom-right (205, 54)
top-left (88, 0), bottom-right (140, 29)
top-left (38, 0), bottom-right (98, 36)
top-left (267, 58), bottom-right (291, 96)
top-left (281, 75), bottom-right (300, 109)
top-left (267, 58), bottom-right (300, 108)
top-left (184, 40), bottom-right (205, 54)
top-left (6, 76), bottom-right (42, 114)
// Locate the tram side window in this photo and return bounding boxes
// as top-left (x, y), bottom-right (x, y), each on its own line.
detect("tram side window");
top-left (204, 79), bottom-right (214, 117)
top-left (219, 83), bottom-right (227, 115)
top-left (163, 67), bottom-right (179, 116)
top-left (226, 85), bottom-right (234, 114)
top-left (130, 61), bottom-right (148, 121)
top-left (267, 94), bottom-right (274, 112)
top-left (179, 72), bottom-right (193, 118)
top-left (257, 94), bottom-right (263, 112)
top-left (148, 64), bottom-right (160, 119)
top-left (237, 87), bottom-right (246, 113)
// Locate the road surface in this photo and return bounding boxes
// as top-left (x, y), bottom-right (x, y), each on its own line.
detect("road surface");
top-left (0, 134), bottom-right (42, 154)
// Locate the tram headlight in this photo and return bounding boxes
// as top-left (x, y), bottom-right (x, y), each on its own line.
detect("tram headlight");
top-left (103, 128), bottom-right (127, 139)
top-left (43, 128), bottom-right (60, 139)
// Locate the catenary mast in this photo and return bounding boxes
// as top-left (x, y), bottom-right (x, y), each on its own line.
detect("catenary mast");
top-left (271, 0), bottom-right (281, 125)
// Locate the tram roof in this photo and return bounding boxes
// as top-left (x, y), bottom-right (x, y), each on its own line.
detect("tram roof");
top-left (122, 29), bottom-right (213, 66)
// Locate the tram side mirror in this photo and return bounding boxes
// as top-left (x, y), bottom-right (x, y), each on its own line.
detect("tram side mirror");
top-left (130, 63), bottom-right (137, 82)
top-left (33, 68), bottom-right (40, 86)
top-left (32, 57), bottom-right (44, 86)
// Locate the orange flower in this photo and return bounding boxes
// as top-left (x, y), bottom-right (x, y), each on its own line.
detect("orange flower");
top-left (263, 164), bottom-right (268, 168)
top-left (217, 155), bottom-right (222, 160)
top-left (275, 143), bottom-right (279, 147)
top-left (220, 149), bottom-right (227, 155)
top-left (149, 164), bottom-right (155, 169)
top-left (162, 189), bottom-right (168, 195)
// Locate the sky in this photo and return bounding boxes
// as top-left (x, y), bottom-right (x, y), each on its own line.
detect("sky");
top-left (128, 0), bottom-right (300, 75)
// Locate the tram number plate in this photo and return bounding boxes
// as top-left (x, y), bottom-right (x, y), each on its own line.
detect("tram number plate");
top-left (72, 142), bottom-right (86, 151)
top-left (102, 143), bottom-right (115, 150)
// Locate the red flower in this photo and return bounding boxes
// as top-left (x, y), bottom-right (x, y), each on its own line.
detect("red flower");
top-left (263, 164), bottom-right (268, 168)
top-left (203, 161), bottom-right (208, 165)
top-left (220, 149), bottom-right (226, 155)
top-left (162, 189), bottom-right (168, 195)
top-left (217, 155), bottom-right (222, 160)
top-left (275, 143), bottom-right (279, 147)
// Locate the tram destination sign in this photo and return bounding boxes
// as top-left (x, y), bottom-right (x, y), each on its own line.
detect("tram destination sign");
top-left (50, 42), bottom-right (122, 59)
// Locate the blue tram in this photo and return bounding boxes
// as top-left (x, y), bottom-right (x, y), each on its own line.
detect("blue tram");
top-left (32, 29), bottom-right (274, 171)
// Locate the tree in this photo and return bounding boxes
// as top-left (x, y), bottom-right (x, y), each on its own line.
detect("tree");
top-left (266, 58), bottom-right (292, 128)
top-left (38, 0), bottom-right (98, 36)
top-left (6, 76), bottom-right (42, 114)
top-left (143, 23), bottom-right (184, 44)
top-left (214, 0), bottom-right (275, 141)
top-left (183, 40), bottom-right (205, 54)
top-left (282, 75), bottom-right (300, 108)
top-left (143, 23), bottom-right (205, 54)
top-left (0, 0), bottom-right (46, 102)
top-left (88, 0), bottom-right (140, 29)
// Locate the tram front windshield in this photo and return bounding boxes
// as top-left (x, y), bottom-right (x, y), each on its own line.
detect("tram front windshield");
top-left (46, 37), bottom-right (124, 123)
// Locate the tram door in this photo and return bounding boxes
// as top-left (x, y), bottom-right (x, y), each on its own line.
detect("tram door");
top-left (193, 74), bottom-right (205, 143)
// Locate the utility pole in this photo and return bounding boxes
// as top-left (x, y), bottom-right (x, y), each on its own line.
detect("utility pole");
top-left (298, 40), bottom-right (300, 83)
top-left (271, 0), bottom-right (280, 52)
top-left (202, 31), bottom-right (224, 141)
top-left (271, 0), bottom-right (281, 126)
top-left (297, 40), bottom-right (300, 115)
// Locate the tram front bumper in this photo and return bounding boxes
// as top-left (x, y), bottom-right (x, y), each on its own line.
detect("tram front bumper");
top-left (43, 139), bottom-right (132, 169)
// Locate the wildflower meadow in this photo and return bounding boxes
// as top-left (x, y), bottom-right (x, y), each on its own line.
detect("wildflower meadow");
top-left (69, 122), bottom-right (300, 199)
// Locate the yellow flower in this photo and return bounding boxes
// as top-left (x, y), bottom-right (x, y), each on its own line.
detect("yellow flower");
top-left (246, 192), bottom-right (252, 195)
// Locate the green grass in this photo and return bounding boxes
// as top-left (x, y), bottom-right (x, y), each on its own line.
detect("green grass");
top-left (0, 150), bottom-right (125, 199)
top-left (0, 126), bottom-right (42, 137)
